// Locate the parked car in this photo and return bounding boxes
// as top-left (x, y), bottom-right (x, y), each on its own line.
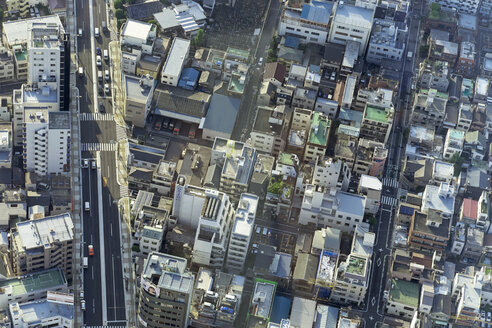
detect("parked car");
top-left (96, 55), bottom-right (102, 67)
top-left (96, 47), bottom-right (101, 55)
top-left (104, 83), bottom-right (110, 94)
top-left (82, 159), bottom-right (89, 168)
top-left (105, 70), bottom-right (110, 81)
top-left (88, 245), bottom-right (94, 256)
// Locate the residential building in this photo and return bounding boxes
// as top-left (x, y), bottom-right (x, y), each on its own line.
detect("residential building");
top-left (330, 225), bottom-right (374, 305)
top-left (454, 280), bottom-right (481, 326)
top-left (292, 87), bottom-right (316, 110)
top-left (386, 279), bottom-right (420, 320)
top-left (225, 193), bottom-right (258, 273)
top-left (291, 107), bottom-right (312, 131)
top-left (443, 128), bottom-right (465, 159)
top-left (358, 174), bottom-right (382, 214)
top-left (278, 1), bottom-right (334, 45)
top-left (305, 65), bottom-right (322, 90)
top-left (304, 112), bottom-right (330, 162)
top-left (419, 281), bottom-right (434, 314)
top-left (299, 185), bottom-right (366, 232)
top-left (121, 51), bottom-right (138, 75)
top-left (190, 269), bottom-right (245, 327)
top-left (124, 74), bottom-right (156, 128)
top-left (247, 279), bottom-right (276, 326)
top-left (366, 19), bottom-right (407, 63)
top-left (292, 253), bottom-right (319, 298)
top-left (0, 268), bottom-right (67, 309)
top-left (263, 62), bottom-right (286, 87)
top-left (0, 123), bottom-right (12, 169)
top-left (312, 156), bottom-right (351, 191)
top-left (9, 291), bottom-right (74, 328)
top-left (10, 213), bottom-right (74, 280)
top-left (462, 227), bottom-right (484, 261)
top-left (411, 89), bottom-right (449, 129)
top-left (432, 0), bottom-right (480, 14)
top-left (456, 41), bottom-right (476, 78)
top-left (23, 110), bottom-right (70, 175)
top-left (418, 60), bottom-right (449, 92)
top-left (137, 252), bottom-right (194, 328)
top-left (360, 104), bottom-right (394, 144)
top-left (193, 189), bottom-right (235, 268)
top-left (161, 38), bottom-right (190, 86)
top-left (137, 54), bottom-right (164, 80)
top-left (0, 46), bottom-right (15, 82)
top-left (27, 22), bottom-right (67, 109)
top-left (355, 87), bottom-right (393, 110)
top-left (121, 19), bottom-right (157, 54)
top-left (6, 0), bottom-right (47, 16)
top-left (248, 154), bottom-right (275, 201)
top-left (153, 1), bottom-right (206, 36)
top-left (211, 138), bottom-right (257, 202)
top-left (0, 97), bottom-right (12, 122)
top-left (408, 209), bottom-right (451, 252)
top-left (250, 106), bottom-right (289, 156)
top-left (328, 3), bottom-right (374, 56)
top-left (314, 97), bottom-right (338, 119)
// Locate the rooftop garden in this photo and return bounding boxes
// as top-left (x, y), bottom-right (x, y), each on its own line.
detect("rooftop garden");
top-left (346, 256), bottom-right (366, 276)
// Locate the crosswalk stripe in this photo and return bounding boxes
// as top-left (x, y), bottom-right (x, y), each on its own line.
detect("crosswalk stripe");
top-left (116, 125), bottom-right (127, 141)
top-left (381, 195), bottom-right (397, 207)
top-left (120, 185), bottom-right (128, 198)
top-left (81, 143), bottom-right (117, 151)
top-left (80, 113), bottom-right (115, 121)
top-left (383, 177), bottom-right (399, 188)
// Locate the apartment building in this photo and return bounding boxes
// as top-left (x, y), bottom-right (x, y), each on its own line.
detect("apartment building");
top-left (211, 137), bottom-right (257, 202)
top-left (411, 88), bottom-right (449, 129)
top-left (6, 0), bottom-right (47, 16)
top-left (432, 0), bottom-right (480, 14)
top-left (418, 60), bottom-right (449, 92)
top-left (455, 281), bottom-right (481, 325)
top-left (137, 252), bottom-right (194, 328)
top-left (278, 1), bottom-right (334, 45)
top-left (23, 110), bottom-right (70, 175)
top-left (299, 185), bottom-right (366, 232)
top-left (161, 38), bottom-right (190, 86)
top-left (409, 209), bottom-right (451, 252)
top-left (328, 3), bottom-right (374, 56)
top-left (250, 106), bottom-right (289, 156)
top-left (358, 174), bottom-right (382, 214)
top-left (360, 104), bottom-right (394, 144)
top-left (312, 156), bottom-right (351, 191)
top-left (121, 19), bottom-right (157, 54)
top-left (330, 225), bottom-right (374, 305)
top-left (456, 41), bottom-right (476, 78)
top-left (386, 279), bottom-right (420, 320)
top-left (366, 19), bottom-right (406, 64)
top-left (0, 46), bottom-right (15, 82)
top-left (0, 268), bottom-right (67, 309)
top-left (443, 128), bottom-right (465, 160)
top-left (10, 213), bottom-right (74, 280)
top-left (193, 189), bottom-right (235, 268)
top-left (225, 193), bottom-right (258, 273)
top-left (304, 112), bottom-right (330, 162)
top-left (124, 74), bottom-right (156, 128)
top-left (9, 291), bottom-right (73, 328)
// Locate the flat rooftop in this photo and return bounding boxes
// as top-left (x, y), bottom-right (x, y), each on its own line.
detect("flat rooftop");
top-left (233, 194), bottom-right (259, 236)
top-left (162, 38), bottom-right (190, 78)
top-left (316, 250), bottom-right (338, 284)
top-left (142, 252), bottom-right (194, 294)
top-left (389, 279), bottom-right (419, 308)
top-left (346, 255), bottom-right (367, 277)
top-left (12, 295), bottom-right (73, 324)
top-left (251, 279), bottom-right (276, 319)
top-left (365, 105), bottom-right (391, 123)
top-left (122, 19), bottom-right (153, 41)
top-left (16, 213), bottom-right (73, 250)
top-left (125, 75), bottom-right (153, 101)
top-left (334, 3), bottom-right (374, 28)
top-left (49, 112), bottom-right (70, 129)
top-left (23, 86), bottom-right (57, 104)
top-left (0, 268), bottom-right (65, 297)
top-left (308, 112), bottom-right (330, 146)
top-left (3, 15), bottom-right (64, 46)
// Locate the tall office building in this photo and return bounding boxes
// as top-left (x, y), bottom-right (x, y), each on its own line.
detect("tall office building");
top-left (137, 252), bottom-right (194, 328)
top-left (10, 212), bottom-right (74, 280)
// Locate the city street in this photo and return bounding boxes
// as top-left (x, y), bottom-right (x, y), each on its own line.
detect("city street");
top-left (75, 0), bottom-right (126, 325)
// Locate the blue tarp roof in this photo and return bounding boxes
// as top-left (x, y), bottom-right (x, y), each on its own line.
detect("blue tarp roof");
top-left (284, 36), bottom-right (300, 49)
top-left (178, 68), bottom-right (200, 90)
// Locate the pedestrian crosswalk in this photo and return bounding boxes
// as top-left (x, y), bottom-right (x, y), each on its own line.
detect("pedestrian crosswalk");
top-left (382, 177), bottom-right (399, 188)
top-left (120, 185), bottom-right (128, 198)
top-left (116, 125), bottom-right (127, 141)
top-left (381, 195), bottom-right (398, 207)
top-left (80, 112), bottom-right (115, 121)
top-left (81, 143), bottom-right (117, 151)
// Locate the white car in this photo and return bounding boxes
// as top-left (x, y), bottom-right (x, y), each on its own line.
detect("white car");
top-left (81, 300), bottom-right (86, 310)
top-left (104, 83), bottom-right (110, 94)
top-left (78, 28), bottom-right (83, 36)
top-left (82, 159), bottom-right (89, 168)
top-left (105, 70), bottom-right (110, 81)
top-left (96, 55), bottom-right (102, 67)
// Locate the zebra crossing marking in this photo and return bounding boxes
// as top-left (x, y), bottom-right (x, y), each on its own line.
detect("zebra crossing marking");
top-left (81, 143), bottom-right (117, 151)
top-left (80, 113), bottom-right (115, 121)
top-left (382, 177), bottom-right (399, 188)
top-left (381, 195), bottom-right (397, 207)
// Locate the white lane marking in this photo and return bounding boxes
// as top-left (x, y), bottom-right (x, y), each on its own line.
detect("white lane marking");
top-left (92, 266), bottom-right (94, 280)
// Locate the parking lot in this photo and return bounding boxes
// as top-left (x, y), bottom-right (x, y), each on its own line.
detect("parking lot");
top-left (252, 224), bottom-right (297, 255)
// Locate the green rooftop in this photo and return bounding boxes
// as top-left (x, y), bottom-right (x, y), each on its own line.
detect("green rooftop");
top-left (308, 112), bottom-right (330, 146)
top-left (420, 88), bottom-right (448, 99)
top-left (226, 47), bottom-right (249, 61)
top-left (365, 105), bottom-right (391, 123)
top-left (15, 51), bottom-right (27, 61)
top-left (0, 268), bottom-right (65, 296)
top-left (389, 279), bottom-right (419, 307)
top-left (278, 152), bottom-right (296, 166)
top-left (228, 74), bottom-right (245, 94)
top-left (346, 255), bottom-right (367, 276)
top-left (462, 79), bottom-right (474, 99)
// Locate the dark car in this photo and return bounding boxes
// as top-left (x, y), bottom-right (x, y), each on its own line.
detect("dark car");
top-left (99, 104), bottom-right (105, 113)
top-left (98, 86), bottom-right (103, 95)
top-left (96, 47), bottom-right (101, 55)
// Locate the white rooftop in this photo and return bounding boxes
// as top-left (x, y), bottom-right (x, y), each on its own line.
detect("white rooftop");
top-left (162, 37), bottom-right (190, 78)
top-left (359, 174), bottom-right (382, 191)
top-left (422, 183), bottom-right (455, 216)
top-left (232, 193), bottom-right (258, 236)
top-left (252, 280), bottom-right (275, 319)
top-left (333, 3), bottom-right (374, 28)
top-left (290, 297), bottom-right (317, 328)
top-left (476, 77), bottom-right (489, 96)
top-left (3, 15), bottom-right (64, 46)
top-left (16, 213), bottom-right (73, 250)
top-left (122, 19), bottom-right (153, 41)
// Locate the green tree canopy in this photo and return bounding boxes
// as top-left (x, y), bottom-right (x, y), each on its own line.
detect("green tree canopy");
top-left (115, 8), bottom-right (126, 20)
